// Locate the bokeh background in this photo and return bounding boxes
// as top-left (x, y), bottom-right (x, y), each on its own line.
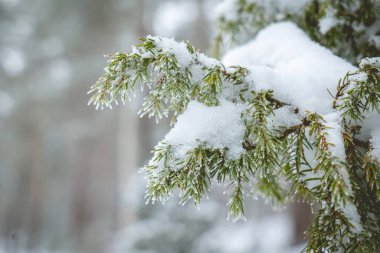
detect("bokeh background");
top-left (0, 0), bottom-right (312, 252)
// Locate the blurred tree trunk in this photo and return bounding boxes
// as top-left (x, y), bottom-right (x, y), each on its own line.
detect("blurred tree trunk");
top-left (136, 0), bottom-right (156, 166)
top-left (291, 200), bottom-right (314, 245)
top-left (115, 0), bottom-right (149, 228)
top-left (2, 101), bottom-right (46, 250)
top-left (25, 103), bottom-right (45, 249)
top-left (195, 0), bottom-right (209, 52)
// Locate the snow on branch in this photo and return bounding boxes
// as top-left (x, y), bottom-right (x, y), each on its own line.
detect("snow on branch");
top-left (89, 22), bottom-right (380, 231)
top-left (214, 0), bottom-right (380, 62)
top-left (87, 35), bottom-right (250, 124)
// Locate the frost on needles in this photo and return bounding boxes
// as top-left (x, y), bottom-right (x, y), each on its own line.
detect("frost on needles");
top-left (88, 20), bottom-right (380, 253)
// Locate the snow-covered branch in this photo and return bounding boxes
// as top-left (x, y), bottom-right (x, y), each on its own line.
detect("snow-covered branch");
top-left (89, 20), bottom-right (380, 252)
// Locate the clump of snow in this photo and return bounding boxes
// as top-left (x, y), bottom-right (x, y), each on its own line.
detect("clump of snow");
top-left (222, 22), bottom-right (356, 115)
top-left (198, 53), bottom-right (222, 69)
top-left (324, 112), bottom-right (346, 160)
top-left (358, 111), bottom-right (380, 142)
top-left (319, 8), bottom-right (339, 35)
top-left (188, 64), bottom-right (205, 84)
top-left (359, 57), bottom-right (380, 68)
top-left (340, 203), bottom-right (363, 233)
top-left (370, 128), bottom-right (380, 161)
top-left (140, 36), bottom-right (222, 75)
top-left (164, 100), bottom-right (245, 159)
top-left (147, 36), bottom-right (194, 68)
top-left (370, 35), bottom-right (380, 48)
top-left (268, 106), bottom-right (302, 132)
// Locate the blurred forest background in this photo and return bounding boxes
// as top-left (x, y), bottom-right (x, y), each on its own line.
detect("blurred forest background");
top-left (0, 0), bottom-right (311, 252)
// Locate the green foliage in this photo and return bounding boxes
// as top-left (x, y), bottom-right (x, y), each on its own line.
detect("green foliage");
top-left (336, 58), bottom-right (380, 121)
top-left (307, 113), bottom-right (351, 204)
top-left (144, 142), bottom-right (252, 220)
top-left (88, 37), bottom-right (248, 124)
top-left (364, 151), bottom-right (380, 199)
top-left (244, 91), bottom-right (284, 202)
top-left (213, 0), bottom-right (266, 56)
top-left (302, 0), bottom-right (380, 62)
top-left (304, 204), bottom-right (365, 253)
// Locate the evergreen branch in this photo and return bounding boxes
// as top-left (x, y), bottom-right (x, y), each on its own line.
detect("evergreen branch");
top-left (89, 34), bottom-right (380, 251)
top-left (337, 59), bottom-right (380, 122)
top-left (279, 118), bottom-right (311, 139)
top-left (88, 36), bottom-right (252, 124)
top-left (307, 112), bottom-right (352, 204)
top-left (364, 152), bottom-right (380, 199)
top-left (354, 138), bottom-right (370, 150)
top-left (303, 205), bottom-right (355, 253)
top-left (264, 93), bottom-right (293, 109)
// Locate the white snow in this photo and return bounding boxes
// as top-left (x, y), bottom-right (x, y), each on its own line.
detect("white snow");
top-left (268, 106), bottom-right (302, 132)
top-left (198, 52), bottom-right (222, 69)
top-left (358, 111), bottom-right (380, 142)
top-left (319, 8), bottom-right (339, 35)
top-left (340, 203), bottom-right (363, 233)
top-left (324, 112), bottom-right (346, 160)
top-left (223, 22), bottom-right (356, 115)
top-left (370, 128), bottom-right (380, 161)
top-left (141, 36), bottom-right (223, 77)
top-left (164, 100), bottom-right (246, 159)
top-left (359, 57), bottom-right (380, 68)
top-left (147, 36), bottom-right (194, 68)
